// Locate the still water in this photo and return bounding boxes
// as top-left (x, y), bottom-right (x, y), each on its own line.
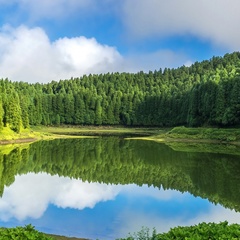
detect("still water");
top-left (0, 137), bottom-right (240, 239)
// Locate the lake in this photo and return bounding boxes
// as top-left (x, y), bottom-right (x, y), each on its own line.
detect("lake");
top-left (0, 137), bottom-right (240, 239)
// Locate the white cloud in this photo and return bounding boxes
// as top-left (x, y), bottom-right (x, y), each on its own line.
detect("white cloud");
top-left (0, 173), bottom-right (121, 221)
top-left (54, 180), bottom-right (120, 209)
top-left (122, 0), bottom-right (240, 50)
top-left (0, 25), bottom-right (123, 83)
top-left (0, 25), bottom-right (191, 83)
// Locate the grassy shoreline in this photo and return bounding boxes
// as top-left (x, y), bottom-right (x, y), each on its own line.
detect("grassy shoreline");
top-left (1, 125), bottom-right (240, 145)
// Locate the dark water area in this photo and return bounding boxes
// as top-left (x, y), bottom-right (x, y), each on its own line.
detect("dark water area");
top-left (0, 137), bottom-right (240, 239)
top-left (52, 131), bottom-right (152, 138)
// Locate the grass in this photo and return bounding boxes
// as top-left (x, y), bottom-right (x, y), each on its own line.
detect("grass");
top-left (128, 126), bottom-right (240, 144)
top-left (0, 126), bottom-right (43, 142)
top-left (32, 125), bottom-right (163, 135)
top-left (0, 125), bottom-right (96, 145)
top-left (0, 127), bottom-right (26, 140)
top-left (166, 126), bottom-right (240, 142)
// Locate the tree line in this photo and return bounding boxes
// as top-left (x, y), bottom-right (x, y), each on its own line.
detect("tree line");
top-left (1, 52), bottom-right (240, 132)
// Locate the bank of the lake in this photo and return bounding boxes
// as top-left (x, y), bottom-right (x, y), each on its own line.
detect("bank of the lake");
top-left (1, 125), bottom-right (240, 145)
top-left (0, 126), bottom-right (98, 145)
top-left (128, 126), bottom-right (240, 145)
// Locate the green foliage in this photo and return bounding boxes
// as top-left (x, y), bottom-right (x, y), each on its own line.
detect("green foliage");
top-left (0, 99), bottom-right (4, 130)
top-left (168, 126), bottom-right (240, 142)
top-left (3, 91), bottom-right (22, 133)
top-left (157, 221), bottom-right (240, 240)
top-left (2, 222), bottom-right (240, 240)
top-left (0, 224), bottom-right (53, 240)
top-left (119, 222), bottom-right (240, 240)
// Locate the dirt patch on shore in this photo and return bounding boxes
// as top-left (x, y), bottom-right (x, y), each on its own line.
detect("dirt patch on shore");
top-left (0, 138), bottom-right (37, 145)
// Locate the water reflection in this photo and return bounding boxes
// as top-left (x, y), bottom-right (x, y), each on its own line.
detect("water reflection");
top-left (0, 138), bottom-right (240, 239)
top-left (0, 173), bottom-right (240, 239)
top-left (0, 173), bottom-right (121, 220)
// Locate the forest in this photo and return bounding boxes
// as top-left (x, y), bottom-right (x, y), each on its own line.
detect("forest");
top-left (0, 52), bottom-right (240, 133)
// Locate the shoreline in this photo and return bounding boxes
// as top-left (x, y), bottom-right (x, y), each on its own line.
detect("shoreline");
top-left (1, 126), bottom-right (240, 146)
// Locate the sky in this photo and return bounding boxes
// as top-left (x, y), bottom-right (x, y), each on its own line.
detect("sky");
top-left (0, 0), bottom-right (240, 83)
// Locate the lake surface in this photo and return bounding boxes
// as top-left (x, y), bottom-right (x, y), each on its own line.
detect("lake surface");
top-left (0, 137), bottom-right (240, 239)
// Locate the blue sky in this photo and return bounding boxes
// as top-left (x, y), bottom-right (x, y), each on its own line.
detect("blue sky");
top-left (0, 0), bottom-right (239, 83)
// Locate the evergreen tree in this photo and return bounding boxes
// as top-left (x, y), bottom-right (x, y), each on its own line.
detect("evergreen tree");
top-left (3, 91), bottom-right (22, 133)
top-left (95, 98), bottom-right (102, 125)
top-left (0, 98), bottom-right (4, 130)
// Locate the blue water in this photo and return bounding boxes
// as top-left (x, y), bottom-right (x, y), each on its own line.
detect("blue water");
top-left (0, 173), bottom-right (239, 240)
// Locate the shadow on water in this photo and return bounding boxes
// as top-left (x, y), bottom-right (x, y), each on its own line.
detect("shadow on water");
top-left (52, 131), bottom-right (151, 138)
